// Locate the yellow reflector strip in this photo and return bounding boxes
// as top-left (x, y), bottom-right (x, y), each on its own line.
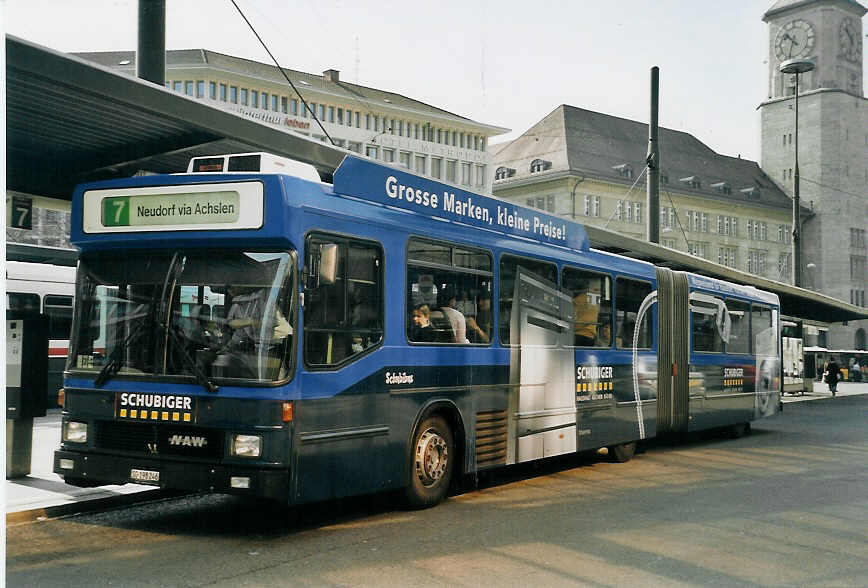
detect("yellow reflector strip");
top-left (120, 409), bottom-right (127, 418)
top-left (140, 411), bottom-right (148, 419)
top-left (183, 413), bottom-right (191, 422)
top-left (130, 409), bottom-right (137, 418)
top-left (151, 411), bottom-right (158, 420)
top-left (161, 411), bottom-right (169, 421)
top-left (173, 412), bottom-right (180, 421)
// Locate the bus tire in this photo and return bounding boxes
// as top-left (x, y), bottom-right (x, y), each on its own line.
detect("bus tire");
top-left (609, 441), bottom-right (636, 463)
top-left (405, 415), bottom-right (454, 509)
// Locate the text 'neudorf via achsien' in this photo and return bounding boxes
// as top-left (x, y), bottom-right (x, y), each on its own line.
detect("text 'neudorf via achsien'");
top-left (384, 175), bottom-right (567, 243)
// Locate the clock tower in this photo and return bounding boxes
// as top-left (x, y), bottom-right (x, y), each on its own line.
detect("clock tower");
top-left (760, 0), bottom-right (868, 350)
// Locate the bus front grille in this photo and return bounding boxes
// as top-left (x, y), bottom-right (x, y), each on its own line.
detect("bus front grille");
top-left (476, 410), bottom-right (507, 468)
top-left (95, 420), bottom-right (224, 459)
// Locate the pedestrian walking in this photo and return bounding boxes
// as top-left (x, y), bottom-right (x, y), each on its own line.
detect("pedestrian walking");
top-left (824, 357), bottom-right (841, 397)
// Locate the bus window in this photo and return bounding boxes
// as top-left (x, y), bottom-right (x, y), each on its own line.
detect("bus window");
top-left (7, 292), bottom-right (40, 313)
top-left (691, 293), bottom-right (725, 353)
top-left (304, 235), bottom-right (383, 367)
top-left (725, 298), bottom-right (750, 354)
top-left (752, 304), bottom-right (777, 356)
top-left (406, 238), bottom-right (492, 344)
top-left (615, 278), bottom-right (652, 350)
top-left (44, 295), bottom-right (73, 340)
top-left (499, 255), bottom-right (556, 345)
top-left (562, 267), bottom-right (611, 347)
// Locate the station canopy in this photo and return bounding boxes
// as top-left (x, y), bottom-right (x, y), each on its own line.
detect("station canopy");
top-left (6, 35), bottom-right (867, 325)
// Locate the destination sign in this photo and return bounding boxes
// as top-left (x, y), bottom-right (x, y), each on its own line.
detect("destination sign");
top-left (333, 156), bottom-right (589, 251)
top-left (102, 191), bottom-right (240, 227)
top-left (82, 181), bottom-right (264, 233)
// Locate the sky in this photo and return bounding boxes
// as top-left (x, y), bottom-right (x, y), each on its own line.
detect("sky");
top-left (3, 1), bottom-right (867, 162)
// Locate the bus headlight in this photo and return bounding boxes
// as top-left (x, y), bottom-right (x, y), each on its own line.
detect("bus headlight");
top-left (231, 434), bottom-right (261, 457)
top-left (63, 421), bottom-right (88, 443)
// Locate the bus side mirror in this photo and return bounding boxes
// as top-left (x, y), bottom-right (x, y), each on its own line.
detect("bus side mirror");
top-left (306, 243), bottom-right (337, 289)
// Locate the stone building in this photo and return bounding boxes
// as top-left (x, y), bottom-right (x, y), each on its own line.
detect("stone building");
top-left (760, 0), bottom-right (867, 349)
top-left (76, 49), bottom-right (508, 194)
top-left (492, 105), bottom-right (798, 281)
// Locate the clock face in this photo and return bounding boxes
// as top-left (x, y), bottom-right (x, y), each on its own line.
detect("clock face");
top-left (840, 17), bottom-right (862, 63)
top-left (774, 19), bottom-right (815, 61)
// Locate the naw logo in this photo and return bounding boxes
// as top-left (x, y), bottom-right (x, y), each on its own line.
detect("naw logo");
top-left (168, 434), bottom-right (208, 448)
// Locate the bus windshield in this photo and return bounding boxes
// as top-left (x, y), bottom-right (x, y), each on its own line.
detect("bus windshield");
top-left (68, 250), bottom-right (295, 385)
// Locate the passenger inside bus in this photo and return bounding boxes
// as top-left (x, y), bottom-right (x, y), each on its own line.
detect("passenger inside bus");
top-left (572, 279), bottom-right (601, 346)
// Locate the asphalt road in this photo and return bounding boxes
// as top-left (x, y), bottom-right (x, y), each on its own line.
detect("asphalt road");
top-left (7, 396), bottom-right (868, 587)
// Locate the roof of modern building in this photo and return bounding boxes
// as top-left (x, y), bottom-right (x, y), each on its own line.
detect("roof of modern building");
top-left (74, 49), bottom-right (509, 134)
top-left (763, 0), bottom-right (866, 19)
top-left (493, 104), bottom-right (796, 211)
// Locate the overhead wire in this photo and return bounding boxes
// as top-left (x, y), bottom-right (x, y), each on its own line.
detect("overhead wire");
top-left (229, 0), bottom-right (335, 146)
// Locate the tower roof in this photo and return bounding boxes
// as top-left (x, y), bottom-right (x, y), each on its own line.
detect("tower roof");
top-left (763, 0), bottom-right (866, 21)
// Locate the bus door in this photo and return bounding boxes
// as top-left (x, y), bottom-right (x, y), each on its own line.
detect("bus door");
top-left (655, 268), bottom-right (690, 434)
top-left (506, 268), bottom-right (575, 463)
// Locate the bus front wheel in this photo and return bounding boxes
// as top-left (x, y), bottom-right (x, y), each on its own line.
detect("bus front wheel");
top-left (405, 415), bottom-right (454, 509)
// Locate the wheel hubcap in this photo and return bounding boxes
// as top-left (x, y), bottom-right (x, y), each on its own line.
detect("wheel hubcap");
top-left (415, 428), bottom-right (448, 487)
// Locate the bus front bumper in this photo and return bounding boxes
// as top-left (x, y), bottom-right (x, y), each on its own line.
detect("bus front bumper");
top-left (54, 450), bottom-right (289, 500)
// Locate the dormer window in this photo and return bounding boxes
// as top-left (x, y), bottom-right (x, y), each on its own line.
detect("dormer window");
top-left (680, 175), bottom-right (701, 189)
top-left (711, 181), bottom-right (732, 195)
top-left (740, 186), bottom-right (761, 199)
top-left (612, 163), bottom-right (633, 178)
top-left (495, 166), bottom-right (516, 180)
top-left (530, 159), bottom-right (551, 173)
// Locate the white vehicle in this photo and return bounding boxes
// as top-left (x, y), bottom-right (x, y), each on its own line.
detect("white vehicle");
top-left (6, 260), bottom-right (77, 406)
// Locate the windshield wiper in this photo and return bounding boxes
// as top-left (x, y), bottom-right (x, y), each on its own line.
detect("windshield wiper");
top-left (166, 326), bottom-right (219, 394)
top-left (93, 317), bottom-right (148, 387)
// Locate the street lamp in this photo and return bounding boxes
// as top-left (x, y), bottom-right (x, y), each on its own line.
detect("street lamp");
top-left (779, 58), bottom-right (815, 288)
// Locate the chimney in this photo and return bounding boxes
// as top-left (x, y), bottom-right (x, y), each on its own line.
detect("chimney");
top-left (323, 69), bottom-right (340, 83)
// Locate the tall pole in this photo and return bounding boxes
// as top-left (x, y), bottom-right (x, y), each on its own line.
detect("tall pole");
top-left (137, 0), bottom-right (166, 86)
top-left (779, 58), bottom-right (814, 288)
top-left (647, 66), bottom-right (660, 244)
top-left (793, 72), bottom-right (802, 287)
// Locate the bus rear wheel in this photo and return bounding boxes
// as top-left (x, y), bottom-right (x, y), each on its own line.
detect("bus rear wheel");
top-left (405, 415), bottom-right (454, 509)
top-left (609, 441), bottom-right (637, 463)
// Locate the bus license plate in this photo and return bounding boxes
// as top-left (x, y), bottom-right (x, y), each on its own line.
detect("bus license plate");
top-left (130, 469), bottom-right (160, 484)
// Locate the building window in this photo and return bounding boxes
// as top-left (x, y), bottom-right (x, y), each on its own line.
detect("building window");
top-left (348, 141), bottom-right (362, 153)
top-left (530, 159), bottom-right (551, 173)
top-left (494, 167), bottom-right (515, 180)
top-left (431, 157), bottom-right (442, 179)
top-left (240, 88), bottom-right (248, 106)
top-left (446, 160), bottom-right (458, 183)
top-left (688, 242), bottom-right (708, 259)
top-left (625, 201), bottom-right (633, 222)
top-left (337, 108), bottom-right (343, 125)
top-left (461, 162), bottom-right (472, 186)
top-left (615, 200), bottom-right (623, 221)
top-left (366, 145), bottom-right (378, 159)
top-left (661, 238), bottom-right (676, 249)
top-left (354, 112), bottom-right (360, 128)
top-left (230, 86), bottom-right (238, 104)
top-left (382, 148), bottom-right (395, 163)
top-left (851, 255), bottom-right (867, 282)
top-left (415, 155), bottom-right (426, 175)
top-left (250, 90), bottom-right (258, 107)
top-left (260, 92), bottom-right (267, 109)
top-left (272, 95), bottom-right (278, 111)
top-left (196, 80), bottom-right (205, 98)
top-left (399, 151), bottom-right (411, 169)
top-left (718, 246), bottom-right (738, 268)
top-left (366, 114), bottom-right (371, 130)
top-left (748, 249), bottom-right (767, 275)
top-left (209, 81), bottom-right (217, 99)
top-left (778, 253), bottom-right (792, 281)
top-left (851, 228), bottom-right (867, 249)
top-left (584, 195), bottom-right (600, 217)
top-left (328, 106), bottom-right (335, 123)
top-left (219, 83), bottom-right (228, 101)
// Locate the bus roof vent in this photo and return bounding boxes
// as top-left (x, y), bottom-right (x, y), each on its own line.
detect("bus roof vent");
top-left (186, 152), bottom-right (321, 182)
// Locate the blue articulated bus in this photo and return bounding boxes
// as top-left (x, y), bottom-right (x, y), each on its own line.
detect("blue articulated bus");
top-left (55, 152), bottom-right (781, 508)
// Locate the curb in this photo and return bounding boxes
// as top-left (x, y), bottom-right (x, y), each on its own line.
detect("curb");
top-left (5, 489), bottom-right (188, 526)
